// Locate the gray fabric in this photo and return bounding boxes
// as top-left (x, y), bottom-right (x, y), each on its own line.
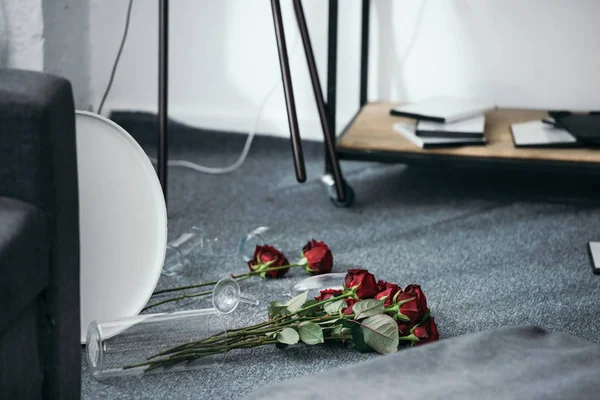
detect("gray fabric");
top-left (0, 299), bottom-right (45, 399)
top-left (0, 68), bottom-right (80, 399)
top-left (81, 114), bottom-right (600, 399)
top-left (0, 196), bottom-right (48, 334)
top-left (246, 326), bottom-right (600, 400)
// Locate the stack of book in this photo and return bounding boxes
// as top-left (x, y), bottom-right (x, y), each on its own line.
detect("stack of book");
top-left (390, 97), bottom-right (494, 149)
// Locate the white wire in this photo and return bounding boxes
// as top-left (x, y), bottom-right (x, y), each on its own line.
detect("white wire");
top-left (149, 39), bottom-right (301, 175)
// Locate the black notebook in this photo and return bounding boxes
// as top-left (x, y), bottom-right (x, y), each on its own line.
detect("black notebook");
top-left (394, 122), bottom-right (486, 149)
top-left (549, 113), bottom-right (600, 146)
top-left (416, 115), bottom-right (485, 139)
top-left (390, 97), bottom-right (494, 123)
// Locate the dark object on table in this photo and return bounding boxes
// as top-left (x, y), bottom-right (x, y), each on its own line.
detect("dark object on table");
top-left (548, 111), bottom-right (600, 146)
top-left (416, 115), bottom-right (485, 139)
top-left (393, 122), bottom-right (487, 149)
top-left (246, 326), bottom-right (600, 400)
top-left (0, 69), bottom-right (80, 399)
top-left (588, 242), bottom-right (600, 275)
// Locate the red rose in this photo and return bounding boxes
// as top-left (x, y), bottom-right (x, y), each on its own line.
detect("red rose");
top-left (395, 284), bottom-right (428, 324)
top-left (302, 240), bottom-right (334, 275)
top-left (247, 245), bottom-right (290, 278)
top-left (376, 280), bottom-right (400, 293)
top-left (344, 269), bottom-right (378, 299)
top-left (413, 317), bottom-right (439, 346)
top-left (397, 322), bottom-right (412, 337)
top-left (342, 298), bottom-right (358, 315)
top-left (374, 281), bottom-right (401, 307)
top-left (314, 289), bottom-right (342, 302)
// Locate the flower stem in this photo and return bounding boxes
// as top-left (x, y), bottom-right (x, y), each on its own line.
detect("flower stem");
top-left (139, 292), bottom-right (354, 371)
top-left (151, 264), bottom-right (303, 297)
top-left (152, 275), bottom-right (252, 296)
top-left (145, 275), bottom-right (255, 312)
top-left (125, 337), bottom-right (278, 371)
top-left (233, 264), bottom-right (304, 278)
top-left (175, 294), bottom-right (351, 349)
top-left (142, 290), bottom-right (212, 312)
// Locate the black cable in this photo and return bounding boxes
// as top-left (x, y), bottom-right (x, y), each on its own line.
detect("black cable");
top-left (97, 0), bottom-right (134, 115)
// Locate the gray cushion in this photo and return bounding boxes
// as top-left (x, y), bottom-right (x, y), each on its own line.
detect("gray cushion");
top-left (0, 196), bottom-right (48, 334)
top-left (0, 68), bottom-right (80, 399)
top-left (246, 326), bottom-right (600, 400)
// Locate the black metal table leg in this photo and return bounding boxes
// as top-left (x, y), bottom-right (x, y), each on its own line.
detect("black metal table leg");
top-left (325, 0), bottom-right (338, 176)
top-left (158, 0), bottom-right (169, 203)
top-left (293, 0), bottom-right (351, 205)
top-left (270, 0), bottom-right (307, 183)
top-left (360, 0), bottom-right (371, 107)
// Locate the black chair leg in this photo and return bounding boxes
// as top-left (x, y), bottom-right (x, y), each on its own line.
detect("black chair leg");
top-left (158, 0), bottom-right (169, 203)
top-left (293, 0), bottom-right (353, 206)
top-left (270, 0), bottom-right (307, 183)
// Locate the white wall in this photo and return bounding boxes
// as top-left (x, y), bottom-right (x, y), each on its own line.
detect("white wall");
top-left (43, 0), bottom-right (92, 109)
top-left (6, 0), bottom-right (600, 140)
top-left (0, 0), bottom-right (91, 109)
top-left (1, 0), bottom-right (44, 71)
top-left (90, 0), bottom-right (357, 140)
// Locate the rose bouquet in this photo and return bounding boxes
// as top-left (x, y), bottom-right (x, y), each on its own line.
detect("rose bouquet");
top-left (144, 240), bottom-right (334, 311)
top-left (126, 268), bottom-right (438, 373)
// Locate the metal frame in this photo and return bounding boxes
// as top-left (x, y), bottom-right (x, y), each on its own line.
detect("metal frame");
top-left (360, 0), bottom-right (371, 108)
top-left (269, 0), bottom-right (366, 204)
top-left (158, 0), bottom-right (168, 203)
top-left (156, 0), bottom-right (372, 205)
top-left (271, 0), bottom-right (307, 183)
top-left (292, 0), bottom-right (346, 201)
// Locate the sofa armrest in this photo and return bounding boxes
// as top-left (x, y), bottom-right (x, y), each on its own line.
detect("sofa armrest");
top-left (0, 68), bottom-right (80, 399)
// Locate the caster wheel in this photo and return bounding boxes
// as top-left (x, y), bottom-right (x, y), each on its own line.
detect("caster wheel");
top-left (321, 174), bottom-right (356, 208)
top-left (329, 181), bottom-right (355, 208)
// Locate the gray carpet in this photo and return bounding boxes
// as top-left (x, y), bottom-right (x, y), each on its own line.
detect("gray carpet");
top-left (82, 114), bottom-right (600, 399)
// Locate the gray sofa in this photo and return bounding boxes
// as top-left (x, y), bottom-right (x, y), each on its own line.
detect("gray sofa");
top-left (0, 68), bottom-right (80, 399)
top-left (246, 326), bottom-right (600, 400)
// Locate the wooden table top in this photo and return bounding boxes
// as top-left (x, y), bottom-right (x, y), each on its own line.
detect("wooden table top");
top-left (337, 103), bottom-right (600, 164)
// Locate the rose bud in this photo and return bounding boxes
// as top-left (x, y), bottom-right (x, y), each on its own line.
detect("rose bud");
top-left (374, 281), bottom-right (402, 307)
top-left (412, 317), bottom-right (439, 346)
top-left (314, 289), bottom-right (342, 302)
top-left (344, 269), bottom-right (378, 299)
top-left (301, 240), bottom-right (334, 275)
top-left (395, 284), bottom-right (428, 324)
top-left (377, 280), bottom-right (401, 293)
top-left (342, 298), bottom-right (358, 315)
top-left (247, 245), bottom-right (290, 278)
top-left (397, 322), bottom-right (412, 337)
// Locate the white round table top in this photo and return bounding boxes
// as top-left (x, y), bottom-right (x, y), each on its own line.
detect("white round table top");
top-left (76, 111), bottom-right (167, 343)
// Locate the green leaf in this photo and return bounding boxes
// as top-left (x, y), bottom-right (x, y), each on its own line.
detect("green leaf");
top-left (324, 299), bottom-right (347, 315)
top-left (267, 301), bottom-right (288, 318)
top-left (276, 327), bottom-right (299, 345)
top-left (338, 318), bottom-right (355, 329)
top-left (361, 314), bottom-right (399, 355)
top-left (298, 321), bottom-right (324, 345)
top-left (351, 323), bottom-right (373, 353)
top-left (330, 324), bottom-right (351, 336)
top-left (297, 300), bottom-right (319, 316)
top-left (285, 291), bottom-right (309, 313)
top-left (352, 299), bottom-right (385, 320)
